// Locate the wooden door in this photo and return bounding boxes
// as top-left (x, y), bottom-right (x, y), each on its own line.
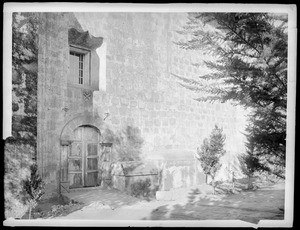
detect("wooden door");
top-left (68, 126), bottom-right (100, 188)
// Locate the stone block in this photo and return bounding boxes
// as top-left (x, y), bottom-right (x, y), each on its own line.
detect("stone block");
top-left (162, 119), bottom-right (169, 126)
top-left (120, 98), bottom-right (129, 106)
top-left (154, 119), bottom-right (161, 127)
top-left (156, 190), bottom-right (175, 201)
top-left (119, 106), bottom-right (129, 115)
top-left (108, 106), bottom-right (119, 115)
top-left (130, 100), bottom-right (138, 108)
top-left (111, 116), bottom-right (120, 125)
top-left (154, 103), bottom-right (161, 111)
top-left (111, 97), bottom-right (120, 106)
top-left (169, 118), bottom-right (176, 125)
top-left (138, 101), bottom-right (146, 109)
top-left (145, 119), bottom-right (153, 127)
top-left (147, 103), bottom-right (154, 110)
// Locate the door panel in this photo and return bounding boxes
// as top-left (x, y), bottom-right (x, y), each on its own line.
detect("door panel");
top-left (85, 142), bottom-right (99, 187)
top-left (85, 172), bottom-right (98, 187)
top-left (87, 143), bottom-right (98, 156)
top-left (73, 127), bottom-right (83, 141)
top-left (87, 158), bottom-right (98, 170)
top-left (68, 159), bottom-right (82, 172)
top-left (68, 126), bottom-right (100, 188)
top-left (84, 128), bottom-right (99, 141)
top-left (61, 146), bottom-right (68, 182)
top-left (70, 142), bottom-right (82, 156)
top-left (69, 173), bottom-right (83, 188)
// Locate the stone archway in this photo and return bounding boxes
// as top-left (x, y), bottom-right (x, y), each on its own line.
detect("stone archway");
top-left (59, 113), bottom-right (104, 193)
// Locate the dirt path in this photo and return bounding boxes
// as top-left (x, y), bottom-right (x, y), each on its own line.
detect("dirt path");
top-left (55, 182), bottom-right (284, 224)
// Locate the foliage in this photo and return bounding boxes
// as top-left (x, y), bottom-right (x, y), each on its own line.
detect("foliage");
top-left (4, 143), bottom-right (33, 219)
top-left (196, 125), bottom-right (226, 193)
top-left (238, 152), bottom-right (260, 179)
top-left (22, 164), bottom-right (45, 219)
top-left (175, 13), bottom-right (287, 178)
top-left (11, 12), bottom-right (38, 150)
top-left (102, 125), bottom-right (144, 161)
top-left (238, 130), bottom-right (261, 189)
top-left (247, 107), bottom-right (285, 178)
top-left (130, 178), bottom-right (152, 200)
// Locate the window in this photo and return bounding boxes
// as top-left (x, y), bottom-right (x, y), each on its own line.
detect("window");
top-left (70, 52), bottom-right (84, 84)
top-left (69, 46), bottom-right (90, 86)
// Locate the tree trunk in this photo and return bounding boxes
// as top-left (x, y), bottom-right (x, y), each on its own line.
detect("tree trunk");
top-left (28, 206), bottom-right (31, 220)
top-left (211, 176), bottom-right (215, 195)
top-left (231, 171), bottom-right (235, 192)
top-left (247, 175), bottom-right (253, 190)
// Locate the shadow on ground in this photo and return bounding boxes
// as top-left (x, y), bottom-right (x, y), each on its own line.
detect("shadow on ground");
top-left (145, 183), bottom-right (285, 224)
top-left (62, 187), bottom-right (142, 210)
top-left (24, 186), bottom-right (143, 219)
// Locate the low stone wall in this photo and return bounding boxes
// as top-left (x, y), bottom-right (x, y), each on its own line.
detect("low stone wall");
top-left (99, 161), bottom-right (160, 195)
top-left (99, 159), bottom-right (206, 195)
top-left (152, 159), bottom-right (206, 191)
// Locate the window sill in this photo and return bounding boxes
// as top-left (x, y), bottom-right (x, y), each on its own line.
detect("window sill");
top-left (67, 82), bottom-right (98, 91)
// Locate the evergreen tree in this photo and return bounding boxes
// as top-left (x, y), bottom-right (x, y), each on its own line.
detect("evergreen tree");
top-left (238, 127), bottom-right (261, 189)
top-left (196, 125), bottom-right (226, 194)
top-left (175, 13), bottom-right (287, 178)
top-left (244, 107), bottom-right (286, 178)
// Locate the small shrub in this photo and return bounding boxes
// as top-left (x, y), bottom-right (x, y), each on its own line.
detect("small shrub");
top-left (195, 125), bottom-right (226, 194)
top-left (4, 143), bottom-right (33, 219)
top-left (130, 178), bottom-right (151, 199)
top-left (22, 163), bottom-right (45, 219)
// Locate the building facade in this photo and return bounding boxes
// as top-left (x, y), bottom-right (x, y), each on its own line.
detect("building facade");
top-left (36, 12), bottom-right (246, 194)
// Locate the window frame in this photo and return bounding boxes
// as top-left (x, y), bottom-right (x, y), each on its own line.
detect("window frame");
top-left (69, 45), bottom-right (91, 87)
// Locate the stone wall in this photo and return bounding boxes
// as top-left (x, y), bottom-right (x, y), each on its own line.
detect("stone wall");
top-left (37, 13), bottom-right (101, 192)
top-left (75, 12), bottom-right (247, 164)
top-left (37, 12), bottom-right (247, 193)
top-left (159, 160), bottom-right (206, 191)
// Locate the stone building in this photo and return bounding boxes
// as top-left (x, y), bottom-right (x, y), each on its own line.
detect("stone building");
top-left (35, 12), bottom-right (246, 195)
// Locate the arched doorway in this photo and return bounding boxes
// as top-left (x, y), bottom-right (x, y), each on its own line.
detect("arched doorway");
top-left (60, 124), bottom-right (102, 191)
top-left (68, 125), bottom-right (101, 188)
top-left (59, 113), bottom-right (106, 192)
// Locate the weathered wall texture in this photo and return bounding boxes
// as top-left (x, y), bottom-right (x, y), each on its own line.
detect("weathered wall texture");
top-left (37, 12), bottom-right (247, 192)
top-left (74, 12), bottom-right (246, 162)
top-left (37, 13), bottom-right (100, 192)
top-left (9, 13), bottom-right (38, 158)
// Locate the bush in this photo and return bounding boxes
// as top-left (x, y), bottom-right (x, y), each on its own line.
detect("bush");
top-left (22, 163), bottom-right (45, 219)
top-left (4, 143), bottom-right (33, 219)
top-left (130, 178), bottom-right (152, 199)
top-left (195, 125), bottom-right (226, 194)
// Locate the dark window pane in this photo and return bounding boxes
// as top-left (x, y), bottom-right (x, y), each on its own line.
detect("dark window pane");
top-left (69, 173), bottom-right (82, 188)
top-left (86, 172), bottom-right (98, 187)
top-left (70, 143), bottom-right (82, 156)
top-left (87, 143), bottom-right (98, 156)
top-left (69, 159), bottom-right (82, 171)
top-left (87, 158), bottom-right (98, 170)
